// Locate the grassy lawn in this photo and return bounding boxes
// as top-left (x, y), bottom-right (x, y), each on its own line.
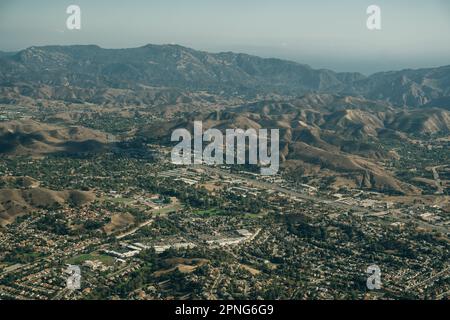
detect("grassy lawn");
top-left (100, 195), bottom-right (134, 205)
top-left (151, 202), bottom-right (181, 216)
top-left (243, 212), bottom-right (262, 219)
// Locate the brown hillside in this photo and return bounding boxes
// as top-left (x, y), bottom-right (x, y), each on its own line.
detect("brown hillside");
top-left (0, 188), bottom-right (94, 226)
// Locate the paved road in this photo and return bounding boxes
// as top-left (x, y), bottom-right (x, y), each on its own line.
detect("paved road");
top-left (430, 166), bottom-right (445, 195)
top-left (116, 219), bottom-right (154, 240)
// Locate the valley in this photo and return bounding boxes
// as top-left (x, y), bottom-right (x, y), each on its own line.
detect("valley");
top-left (0, 44), bottom-right (448, 300)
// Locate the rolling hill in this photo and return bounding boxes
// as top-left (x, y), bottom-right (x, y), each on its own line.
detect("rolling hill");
top-left (0, 119), bottom-right (111, 156)
top-left (138, 94), bottom-right (449, 194)
top-left (0, 188), bottom-right (94, 226)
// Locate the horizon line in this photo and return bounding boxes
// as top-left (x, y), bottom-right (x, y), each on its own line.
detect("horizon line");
top-left (2, 42), bottom-right (450, 77)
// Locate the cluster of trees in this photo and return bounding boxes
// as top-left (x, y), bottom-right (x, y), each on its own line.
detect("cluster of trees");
top-left (86, 248), bottom-right (203, 299)
top-left (36, 214), bottom-right (70, 235)
top-left (4, 246), bottom-right (42, 264)
top-left (286, 216), bottom-right (328, 241)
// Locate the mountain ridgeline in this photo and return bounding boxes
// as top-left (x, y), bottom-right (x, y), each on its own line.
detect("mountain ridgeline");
top-left (1, 44), bottom-right (449, 107)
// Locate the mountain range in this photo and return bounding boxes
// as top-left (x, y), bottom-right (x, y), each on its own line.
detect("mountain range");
top-left (1, 44), bottom-right (449, 107)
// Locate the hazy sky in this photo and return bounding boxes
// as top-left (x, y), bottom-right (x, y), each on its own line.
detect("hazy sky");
top-left (1, 0), bottom-right (450, 74)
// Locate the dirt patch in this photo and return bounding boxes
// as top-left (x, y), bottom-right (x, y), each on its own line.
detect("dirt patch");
top-left (103, 212), bottom-right (135, 234)
top-left (240, 264), bottom-right (261, 275)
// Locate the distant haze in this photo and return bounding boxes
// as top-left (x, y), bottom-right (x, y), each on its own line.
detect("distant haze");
top-left (1, 0), bottom-right (450, 74)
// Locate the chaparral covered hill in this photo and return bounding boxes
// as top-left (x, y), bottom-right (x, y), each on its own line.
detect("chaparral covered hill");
top-left (139, 94), bottom-right (449, 194)
top-left (0, 119), bottom-right (111, 156)
top-left (0, 188), bottom-right (94, 226)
